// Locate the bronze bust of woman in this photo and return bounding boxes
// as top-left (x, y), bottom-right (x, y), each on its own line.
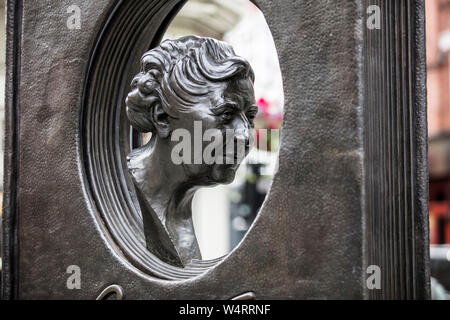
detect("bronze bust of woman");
top-left (126, 36), bottom-right (258, 267)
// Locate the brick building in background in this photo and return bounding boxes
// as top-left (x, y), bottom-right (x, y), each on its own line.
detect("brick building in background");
top-left (426, 0), bottom-right (450, 244)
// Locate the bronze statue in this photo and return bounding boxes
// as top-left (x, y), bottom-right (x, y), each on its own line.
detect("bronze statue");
top-left (126, 36), bottom-right (258, 267)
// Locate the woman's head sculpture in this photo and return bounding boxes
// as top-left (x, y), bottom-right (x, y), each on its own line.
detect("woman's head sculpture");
top-left (126, 36), bottom-right (257, 267)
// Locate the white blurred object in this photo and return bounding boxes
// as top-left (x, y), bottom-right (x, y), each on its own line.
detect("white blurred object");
top-left (163, 0), bottom-right (249, 40)
top-left (431, 277), bottom-right (450, 300)
top-left (430, 245), bottom-right (450, 261)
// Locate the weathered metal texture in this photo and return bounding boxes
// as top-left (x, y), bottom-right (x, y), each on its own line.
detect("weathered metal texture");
top-left (363, 0), bottom-right (430, 299)
top-left (1, 0), bottom-right (429, 299)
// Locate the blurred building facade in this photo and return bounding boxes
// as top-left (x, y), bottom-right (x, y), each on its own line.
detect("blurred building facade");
top-left (426, 0), bottom-right (450, 244)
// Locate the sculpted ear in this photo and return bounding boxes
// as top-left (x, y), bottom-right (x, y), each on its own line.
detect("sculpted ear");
top-left (151, 102), bottom-right (171, 139)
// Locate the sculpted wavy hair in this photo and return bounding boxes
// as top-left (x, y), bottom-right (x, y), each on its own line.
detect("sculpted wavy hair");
top-left (125, 36), bottom-right (255, 133)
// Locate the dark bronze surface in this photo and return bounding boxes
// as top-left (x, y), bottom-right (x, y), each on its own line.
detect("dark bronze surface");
top-left (1, 0), bottom-right (430, 299)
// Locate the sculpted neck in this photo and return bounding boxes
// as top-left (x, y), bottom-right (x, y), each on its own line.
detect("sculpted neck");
top-left (127, 136), bottom-right (201, 266)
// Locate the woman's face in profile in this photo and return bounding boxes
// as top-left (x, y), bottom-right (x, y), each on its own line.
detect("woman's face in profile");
top-left (166, 77), bottom-right (258, 185)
